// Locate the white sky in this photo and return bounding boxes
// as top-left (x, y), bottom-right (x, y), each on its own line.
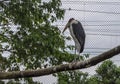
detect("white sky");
top-left (59, 0), bottom-right (120, 62)
top-left (35, 0), bottom-right (120, 83)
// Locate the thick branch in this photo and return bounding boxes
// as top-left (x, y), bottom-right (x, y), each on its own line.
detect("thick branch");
top-left (0, 45), bottom-right (120, 79)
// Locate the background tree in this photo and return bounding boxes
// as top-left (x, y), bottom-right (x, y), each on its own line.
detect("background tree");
top-left (89, 60), bottom-right (120, 84)
top-left (0, 0), bottom-right (76, 83)
top-left (57, 60), bottom-right (120, 84)
top-left (57, 71), bottom-right (88, 84)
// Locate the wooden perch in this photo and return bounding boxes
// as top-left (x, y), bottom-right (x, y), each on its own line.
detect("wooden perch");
top-left (0, 45), bottom-right (120, 79)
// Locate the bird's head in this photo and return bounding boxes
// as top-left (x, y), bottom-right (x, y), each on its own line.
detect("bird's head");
top-left (62, 18), bottom-right (75, 33)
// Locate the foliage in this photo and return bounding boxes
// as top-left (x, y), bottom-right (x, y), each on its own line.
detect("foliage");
top-left (0, 0), bottom-right (87, 83)
top-left (94, 60), bottom-right (120, 84)
top-left (57, 71), bottom-right (88, 84)
top-left (0, 0), bottom-right (72, 83)
top-left (57, 60), bottom-right (120, 84)
top-left (0, 0), bottom-right (67, 70)
top-left (0, 78), bottom-right (41, 84)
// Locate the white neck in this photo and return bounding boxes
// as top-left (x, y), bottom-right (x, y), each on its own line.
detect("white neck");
top-left (70, 20), bottom-right (78, 25)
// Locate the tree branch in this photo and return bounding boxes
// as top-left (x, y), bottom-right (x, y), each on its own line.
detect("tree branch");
top-left (0, 45), bottom-right (120, 79)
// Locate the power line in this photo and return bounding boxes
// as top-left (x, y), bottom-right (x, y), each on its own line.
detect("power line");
top-left (85, 48), bottom-right (111, 50)
top-left (86, 33), bottom-right (120, 36)
top-left (56, 24), bottom-right (120, 27)
top-left (56, 24), bottom-right (120, 33)
top-left (57, 20), bottom-right (120, 22)
top-left (64, 32), bottom-right (120, 36)
top-left (55, 24), bottom-right (120, 35)
top-left (85, 24), bottom-right (120, 26)
top-left (62, 1), bottom-right (120, 5)
top-left (64, 31), bottom-right (120, 36)
top-left (86, 33), bottom-right (118, 36)
top-left (85, 29), bottom-right (120, 33)
top-left (64, 8), bottom-right (120, 15)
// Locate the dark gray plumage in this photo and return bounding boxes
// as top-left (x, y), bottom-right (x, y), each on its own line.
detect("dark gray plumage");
top-left (72, 21), bottom-right (85, 53)
top-left (62, 18), bottom-right (86, 54)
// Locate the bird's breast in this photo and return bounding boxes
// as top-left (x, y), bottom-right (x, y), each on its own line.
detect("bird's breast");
top-left (69, 25), bottom-right (78, 43)
top-left (69, 25), bottom-right (81, 53)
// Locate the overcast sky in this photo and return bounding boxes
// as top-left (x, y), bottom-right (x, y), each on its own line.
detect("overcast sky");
top-left (37, 0), bottom-right (120, 83)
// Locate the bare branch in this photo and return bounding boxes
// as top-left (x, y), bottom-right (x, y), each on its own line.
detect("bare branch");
top-left (0, 45), bottom-right (120, 79)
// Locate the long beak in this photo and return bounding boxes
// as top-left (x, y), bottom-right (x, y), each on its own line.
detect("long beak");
top-left (62, 23), bottom-right (69, 33)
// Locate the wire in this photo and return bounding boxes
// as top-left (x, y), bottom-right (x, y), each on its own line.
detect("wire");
top-left (62, 1), bottom-right (120, 5)
top-left (56, 25), bottom-right (120, 33)
top-left (56, 24), bottom-right (120, 26)
top-left (55, 24), bottom-right (120, 35)
top-left (57, 20), bottom-right (120, 22)
top-left (87, 33), bottom-right (120, 36)
top-left (85, 24), bottom-right (120, 26)
top-left (57, 20), bottom-right (120, 23)
top-left (64, 33), bottom-right (120, 36)
top-left (64, 8), bottom-right (120, 15)
top-left (85, 48), bottom-right (111, 50)
top-left (85, 29), bottom-right (120, 33)
top-left (63, 31), bottom-right (120, 36)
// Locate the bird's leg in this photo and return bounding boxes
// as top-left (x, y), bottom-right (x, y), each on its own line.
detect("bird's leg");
top-left (75, 46), bottom-right (77, 55)
top-left (74, 45), bottom-right (78, 62)
top-left (72, 45), bottom-right (79, 62)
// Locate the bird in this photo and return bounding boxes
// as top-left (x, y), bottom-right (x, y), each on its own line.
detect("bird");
top-left (62, 18), bottom-right (86, 54)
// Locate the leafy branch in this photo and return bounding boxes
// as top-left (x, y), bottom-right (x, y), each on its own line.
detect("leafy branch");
top-left (0, 45), bottom-right (120, 79)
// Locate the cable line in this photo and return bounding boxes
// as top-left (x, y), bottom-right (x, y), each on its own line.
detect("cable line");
top-left (55, 24), bottom-right (120, 27)
top-left (64, 8), bottom-right (120, 15)
top-left (62, 1), bottom-right (120, 5)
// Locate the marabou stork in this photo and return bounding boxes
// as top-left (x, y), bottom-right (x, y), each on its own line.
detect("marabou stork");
top-left (62, 18), bottom-right (86, 54)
